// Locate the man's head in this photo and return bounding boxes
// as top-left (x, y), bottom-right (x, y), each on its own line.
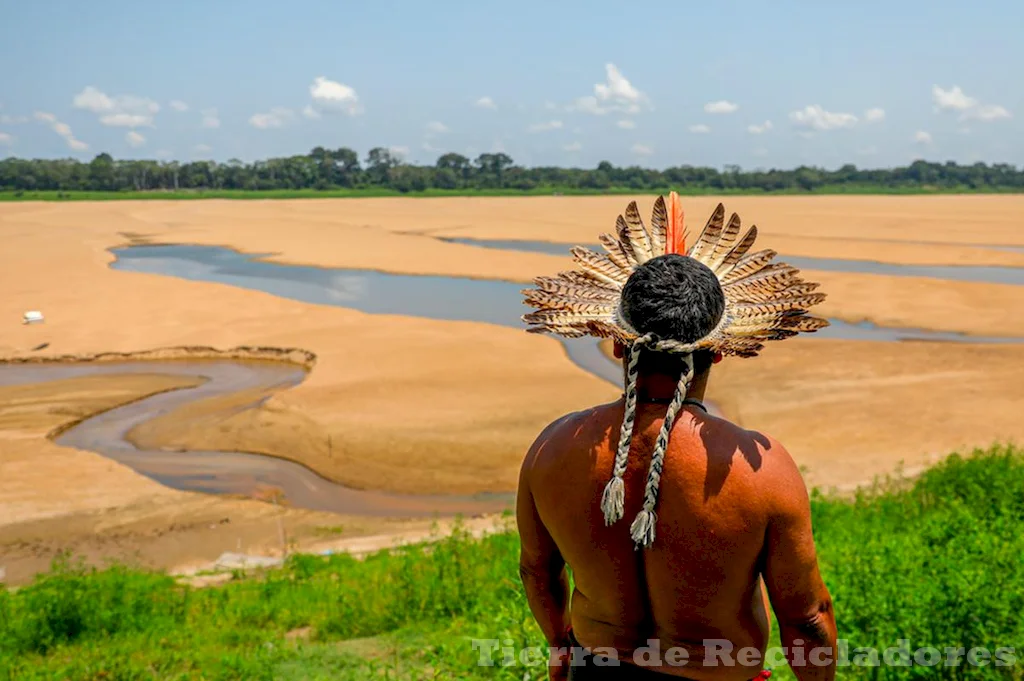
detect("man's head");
top-left (615, 253), bottom-right (726, 375)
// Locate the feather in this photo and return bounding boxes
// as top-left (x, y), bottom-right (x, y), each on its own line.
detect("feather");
top-left (521, 291), bottom-right (616, 315)
top-left (724, 280), bottom-right (821, 304)
top-left (665, 191), bottom-right (687, 255)
top-left (719, 249), bottom-right (780, 285)
top-left (524, 324), bottom-right (589, 337)
top-left (730, 294), bottom-right (827, 317)
top-left (623, 201), bottom-right (654, 262)
top-left (778, 315), bottom-right (831, 332)
top-left (529, 278), bottom-right (620, 302)
top-left (557, 270), bottom-right (621, 291)
top-left (571, 246), bottom-right (629, 286)
top-left (688, 203), bottom-right (725, 260)
top-left (725, 264), bottom-right (802, 293)
top-left (714, 226), bottom-right (759, 277)
top-left (705, 212), bottom-right (743, 271)
top-left (649, 196), bottom-right (667, 255)
top-left (615, 216), bottom-right (640, 265)
top-left (523, 309), bottom-right (615, 327)
top-left (598, 233), bottom-right (638, 269)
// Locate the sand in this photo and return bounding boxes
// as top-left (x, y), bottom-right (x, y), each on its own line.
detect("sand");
top-left (1, 196), bottom-right (1022, 581)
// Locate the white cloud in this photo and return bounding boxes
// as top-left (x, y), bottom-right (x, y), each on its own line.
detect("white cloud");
top-left (616, 119), bottom-right (636, 129)
top-left (543, 101), bottom-right (558, 111)
top-left (931, 85), bottom-right (1011, 122)
top-left (125, 131), bottom-right (146, 148)
top-left (595, 63), bottom-right (641, 104)
top-left (914, 130), bottom-right (933, 144)
top-left (193, 143), bottom-right (212, 155)
top-left (422, 141), bottom-right (440, 152)
top-left (302, 105), bottom-right (321, 120)
top-left (201, 108), bottom-right (221, 128)
top-left (688, 124), bottom-right (711, 134)
top-left (704, 100), bottom-right (739, 114)
top-left (527, 120), bottom-right (563, 133)
top-left (631, 143), bottom-right (653, 156)
top-left (563, 141), bottom-right (583, 152)
top-left (34, 110), bottom-right (88, 151)
top-left (965, 104), bottom-right (1011, 121)
top-left (169, 100), bottom-right (189, 112)
top-left (155, 149), bottom-right (173, 159)
top-left (864, 107), bottom-right (885, 122)
top-left (73, 86), bottom-right (159, 128)
top-left (388, 145), bottom-right (409, 159)
top-left (932, 85), bottom-right (977, 112)
top-left (747, 120), bottom-right (773, 134)
top-left (249, 107), bottom-right (295, 129)
top-left (425, 121), bottom-right (449, 134)
top-left (568, 96), bottom-right (608, 115)
top-left (473, 96), bottom-right (497, 110)
top-left (309, 76), bottom-right (362, 116)
top-left (0, 132), bottom-right (12, 145)
top-left (100, 113), bottom-right (152, 127)
top-left (789, 105), bottom-right (858, 131)
top-left (569, 63), bottom-right (648, 115)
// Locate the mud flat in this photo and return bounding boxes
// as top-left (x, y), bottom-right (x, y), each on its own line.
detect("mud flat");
top-left (2, 197), bottom-right (1023, 581)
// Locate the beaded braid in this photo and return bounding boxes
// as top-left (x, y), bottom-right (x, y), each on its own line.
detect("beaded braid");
top-left (629, 354), bottom-right (695, 549)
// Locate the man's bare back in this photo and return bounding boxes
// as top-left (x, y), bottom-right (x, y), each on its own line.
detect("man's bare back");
top-left (517, 396), bottom-right (836, 680)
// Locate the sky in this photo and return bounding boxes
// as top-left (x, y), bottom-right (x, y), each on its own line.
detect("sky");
top-left (1, 0), bottom-right (1021, 170)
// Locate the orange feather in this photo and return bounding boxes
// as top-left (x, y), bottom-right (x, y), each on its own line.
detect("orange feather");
top-left (665, 191), bottom-right (686, 254)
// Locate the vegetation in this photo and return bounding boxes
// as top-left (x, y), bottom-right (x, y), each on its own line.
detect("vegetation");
top-left (2, 150), bottom-right (1024, 198)
top-left (1, 445), bottom-right (1022, 680)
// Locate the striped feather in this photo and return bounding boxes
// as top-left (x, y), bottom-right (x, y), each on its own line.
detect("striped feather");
top-left (623, 201), bottom-right (654, 262)
top-left (598, 233), bottom-right (638, 269)
top-left (521, 292), bottom-right (616, 315)
top-left (557, 270), bottom-right (620, 291)
top-left (720, 253), bottom-right (785, 286)
top-left (523, 309), bottom-right (615, 327)
top-left (524, 324), bottom-right (589, 337)
top-left (724, 280), bottom-right (821, 304)
top-left (529, 278), bottom-right (620, 302)
top-left (687, 203), bottom-right (725, 260)
top-left (714, 226), bottom-right (759, 278)
top-left (778, 315), bottom-right (831, 332)
top-left (615, 215), bottom-right (640, 265)
top-left (704, 212), bottom-right (743, 271)
top-left (731, 294), bottom-right (827, 317)
top-left (649, 196), bottom-right (667, 255)
top-left (571, 246), bottom-right (630, 286)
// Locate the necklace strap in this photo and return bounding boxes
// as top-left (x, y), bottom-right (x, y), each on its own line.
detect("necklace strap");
top-left (624, 394), bottom-right (708, 412)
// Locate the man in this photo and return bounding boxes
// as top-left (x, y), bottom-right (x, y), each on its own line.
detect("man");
top-left (517, 194), bottom-right (837, 680)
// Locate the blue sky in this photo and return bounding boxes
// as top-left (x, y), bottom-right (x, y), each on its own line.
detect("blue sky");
top-left (1, 0), bottom-right (1021, 169)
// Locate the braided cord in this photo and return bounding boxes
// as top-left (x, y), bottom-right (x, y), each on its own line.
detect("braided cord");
top-left (599, 335), bottom-right (651, 525)
top-left (629, 354), bottom-right (695, 548)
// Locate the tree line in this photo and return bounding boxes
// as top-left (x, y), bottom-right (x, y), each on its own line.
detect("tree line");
top-left (2, 147), bottom-right (1023, 194)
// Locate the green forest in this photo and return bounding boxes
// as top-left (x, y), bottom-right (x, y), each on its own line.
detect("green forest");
top-left (2, 148), bottom-right (1024, 197)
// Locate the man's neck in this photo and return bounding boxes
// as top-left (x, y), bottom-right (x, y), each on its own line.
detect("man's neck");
top-left (633, 370), bottom-right (709, 403)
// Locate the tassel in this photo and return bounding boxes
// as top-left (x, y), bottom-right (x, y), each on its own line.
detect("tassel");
top-left (600, 476), bottom-right (625, 525)
top-left (629, 508), bottom-right (658, 548)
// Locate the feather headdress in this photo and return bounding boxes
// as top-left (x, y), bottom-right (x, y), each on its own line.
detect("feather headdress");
top-left (521, 193), bottom-right (829, 548)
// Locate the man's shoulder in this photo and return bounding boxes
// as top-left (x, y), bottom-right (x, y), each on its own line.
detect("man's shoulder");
top-left (523, 401), bottom-right (618, 466)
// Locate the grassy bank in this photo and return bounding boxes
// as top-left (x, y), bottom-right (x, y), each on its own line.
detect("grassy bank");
top-left (3, 185), bottom-right (1024, 201)
top-left (1, 445), bottom-right (1022, 680)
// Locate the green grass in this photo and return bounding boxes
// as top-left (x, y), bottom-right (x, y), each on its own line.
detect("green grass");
top-left (2, 445), bottom-right (1022, 680)
top-left (2, 185), bottom-right (1023, 201)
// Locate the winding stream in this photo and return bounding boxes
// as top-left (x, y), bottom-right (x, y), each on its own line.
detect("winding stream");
top-left (3, 240), bottom-right (1020, 517)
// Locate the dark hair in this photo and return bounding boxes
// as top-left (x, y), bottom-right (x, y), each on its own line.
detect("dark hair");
top-left (620, 254), bottom-right (725, 375)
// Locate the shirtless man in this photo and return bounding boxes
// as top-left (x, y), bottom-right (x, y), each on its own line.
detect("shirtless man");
top-left (518, 196), bottom-right (836, 680)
